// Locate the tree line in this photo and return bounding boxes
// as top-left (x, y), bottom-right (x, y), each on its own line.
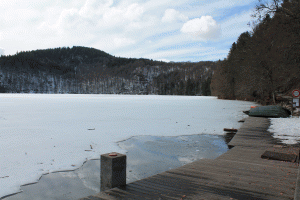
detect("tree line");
top-left (211, 0), bottom-right (300, 105)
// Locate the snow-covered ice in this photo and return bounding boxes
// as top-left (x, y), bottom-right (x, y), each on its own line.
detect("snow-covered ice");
top-left (0, 94), bottom-right (257, 198)
top-left (269, 117), bottom-right (300, 145)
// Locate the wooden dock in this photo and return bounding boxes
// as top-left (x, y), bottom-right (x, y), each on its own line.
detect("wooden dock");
top-left (80, 117), bottom-right (299, 200)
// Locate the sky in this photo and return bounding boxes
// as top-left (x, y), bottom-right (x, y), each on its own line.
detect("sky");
top-left (0, 0), bottom-right (259, 62)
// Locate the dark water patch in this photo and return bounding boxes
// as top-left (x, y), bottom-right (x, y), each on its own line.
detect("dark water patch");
top-left (222, 132), bottom-right (237, 145)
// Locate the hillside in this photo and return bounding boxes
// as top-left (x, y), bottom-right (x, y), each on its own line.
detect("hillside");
top-left (211, 0), bottom-right (300, 105)
top-left (0, 46), bottom-right (218, 95)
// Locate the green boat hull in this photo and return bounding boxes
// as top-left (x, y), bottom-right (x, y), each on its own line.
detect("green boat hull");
top-left (244, 105), bottom-right (291, 118)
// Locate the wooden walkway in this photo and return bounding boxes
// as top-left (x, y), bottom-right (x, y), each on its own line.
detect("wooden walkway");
top-left (80, 117), bottom-right (299, 200)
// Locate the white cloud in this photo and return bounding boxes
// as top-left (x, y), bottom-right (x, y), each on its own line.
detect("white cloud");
top-left (125, 3), bottom-right (144, 21)
top-left (38, 1), bottom-right (145, 38)
top-left (79, 0), bottom-right (113, 18)
top-left (162, 9), bottom-right (188, 23)
top-left (102, 3), bottom-right (144, 27)
top-left (181, 16), bottom-right (221, 40)
top-left (113, 37), bottom-right (136, 48)
top-left (55, 8), bottom-right (81, 31)
top-left (0, 48), bottom-right (4, 56)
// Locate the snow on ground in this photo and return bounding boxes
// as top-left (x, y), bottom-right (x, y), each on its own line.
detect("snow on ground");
top-left (0, 94), bottom-right (256, 198)
top-left (269, 117), bottom-right (300, 145)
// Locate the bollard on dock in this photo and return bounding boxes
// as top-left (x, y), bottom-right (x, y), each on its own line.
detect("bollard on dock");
top-left (100, 152), bottom-right (126, 191)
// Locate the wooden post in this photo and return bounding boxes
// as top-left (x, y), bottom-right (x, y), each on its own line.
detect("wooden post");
top-left (100, 152), bottom-right (126, 191)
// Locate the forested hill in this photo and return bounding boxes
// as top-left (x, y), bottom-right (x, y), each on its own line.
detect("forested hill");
top-left (0, 46), bottom-right (218, 95)
top-left (211, 0), bottom-right (300, 105)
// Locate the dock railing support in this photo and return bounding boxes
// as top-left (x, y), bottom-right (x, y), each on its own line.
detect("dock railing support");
top-left (100, 152), bottom-right (126, 191)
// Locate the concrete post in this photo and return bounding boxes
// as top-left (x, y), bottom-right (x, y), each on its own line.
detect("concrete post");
top-left (100, 152), bottom-right (126, 191)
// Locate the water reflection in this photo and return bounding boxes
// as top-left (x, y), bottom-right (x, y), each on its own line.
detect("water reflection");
top-left (122, 134), bottom-right (228, 182)
top-left (5, 134), bottom-right (229, 200)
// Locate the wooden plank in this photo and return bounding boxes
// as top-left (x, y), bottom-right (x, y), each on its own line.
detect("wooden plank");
top-left (125, 183), bottom-right (179, 200)
top-left (166, 167), bottom-right (295, 198)
top-left (106, 187), bottom-right (152, 200)
top-left (131, 181), bottom-right (186, 199)
top-left (138, 176), bottom-right (195, 194)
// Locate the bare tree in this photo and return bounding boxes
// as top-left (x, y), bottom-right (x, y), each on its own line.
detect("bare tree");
top-left (248, 0), bottom-right (300, 33)
top-left (252, 0), bottom-right (300, 20)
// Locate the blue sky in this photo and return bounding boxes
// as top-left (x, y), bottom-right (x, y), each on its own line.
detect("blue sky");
top-left (0, 0), bottom-right (259, 62)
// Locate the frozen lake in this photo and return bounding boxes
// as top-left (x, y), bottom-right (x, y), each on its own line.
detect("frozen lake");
top-left (5, 134), bottom-right (231, 200)
top-left (0, 94), bottom-right (257, 198)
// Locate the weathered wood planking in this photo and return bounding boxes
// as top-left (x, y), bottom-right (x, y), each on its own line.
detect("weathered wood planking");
top-left (80, 117), bottom-right (299, 200)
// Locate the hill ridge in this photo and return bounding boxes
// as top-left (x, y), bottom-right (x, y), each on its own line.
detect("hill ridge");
top-left (0, 46), bottom-right (218, 95)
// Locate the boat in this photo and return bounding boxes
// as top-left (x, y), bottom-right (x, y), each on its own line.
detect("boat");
top-left (243, 105), bottom-right (291, 118)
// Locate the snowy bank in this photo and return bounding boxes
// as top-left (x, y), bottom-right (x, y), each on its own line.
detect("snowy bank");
top-left (269, 117), bottom-right (300, 145)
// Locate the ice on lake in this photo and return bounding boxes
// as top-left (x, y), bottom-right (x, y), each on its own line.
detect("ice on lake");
top-left (0, 94), bottom-right (257, 198)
